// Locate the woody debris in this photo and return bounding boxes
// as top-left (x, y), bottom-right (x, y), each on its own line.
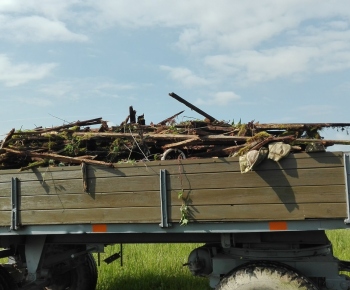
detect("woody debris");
top-left (1, 92), bottom-right (350, 172)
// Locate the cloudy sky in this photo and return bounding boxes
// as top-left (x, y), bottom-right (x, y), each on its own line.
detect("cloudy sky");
top-left (1, 0), bottom-right (350, 149)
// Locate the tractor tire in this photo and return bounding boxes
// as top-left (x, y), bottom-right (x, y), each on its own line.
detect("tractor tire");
top-left (0, 265), bottom-right (18, 290)
top-left (45, 253), bottom-right (98, 290)
top-left (215, 261), bottom-right (319, 290)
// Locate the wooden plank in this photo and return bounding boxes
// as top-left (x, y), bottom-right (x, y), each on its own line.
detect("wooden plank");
top-left (15, 202), bottom-right (346, 226)
top-left (0, 184), bottom-right (345, 212)
top-left (181, 203), bottom-right (347, 221)
top-left (0, 192), bottom-right (159, 211)
top-left (0, 165), bottom-right (345, 198)
top-left (0, 182), bottom-right (11, 197)
top-left (167, 167), bottom-right (345, 190)
top-left (0, 175), bottom-right (160, 197)
top-left (20, 207), bottom-right (161, 225)
top-left (0, 211), bottom-right (10, 226)
top-left (170, 185), bottom-right (346, 206)
top-left (0, 166), bottom-right (81, 183)
top-left (82, 152), bottom-right (345, 176)
top-left (256, 153), bottom-right (343, 171)
top-left (0, 196), bottom-right (10, 210)
top-left (0, 152), bottom-right (344, 183)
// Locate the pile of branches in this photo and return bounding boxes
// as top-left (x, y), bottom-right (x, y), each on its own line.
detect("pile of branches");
top-left (1, 92), bottom-right (350, 171)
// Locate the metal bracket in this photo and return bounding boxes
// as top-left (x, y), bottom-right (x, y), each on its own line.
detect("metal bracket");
top-left (159, 169), bottom-right (171, 228)
top-left (25, 235), bottom-right (46, 282)
top-left (344, 153), bottom-right (350, 224)
top-left (81, 162), bottom-right (88, 193)
top-left (221, 234), bottom-right (232, 248)
top-left (11, 177), bottom-right (20, 231)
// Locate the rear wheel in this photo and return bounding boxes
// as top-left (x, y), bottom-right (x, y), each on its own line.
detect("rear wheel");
top-left (215, 261), bottom-right (319, 290)
top-left (0, 265), bottom-right (18, 290)
top-left (45, 253), bottom-right (98, 290)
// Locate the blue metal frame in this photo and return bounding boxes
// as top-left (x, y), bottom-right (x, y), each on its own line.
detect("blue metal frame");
top-left (1, 219), bottom-right (348, 236)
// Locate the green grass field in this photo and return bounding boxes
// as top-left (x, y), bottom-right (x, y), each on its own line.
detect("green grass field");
top-left (95, 243), bottom-right (211, 290)
top-left (326, 229), bottom-right (350, 264)
top-left (95, 230), bottom-right (350, 290)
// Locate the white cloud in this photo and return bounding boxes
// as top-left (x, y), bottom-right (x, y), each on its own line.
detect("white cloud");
top-left (196, 91), bottom-right (241, 106)
top-left (295, 104), bottom-right (336, 119)
top-left (86, 1), bottom-right (349, 49)
top-left (0, 55), bottom-right (57, 86)
top-left (38, 82), bottom-right (75, 98)
top-left (160, 65), bottom-right (210, 87)
top-left (2, 1), bottom-right (350, 84)
top-left (0, 0), bottom-right (88, 42)
top-left (205, 46), bottom-right (320, 83)
top-left (84, 1), bottom-right (350, 84)
top-left (17, 97), bottom-right (53, 107)
top-left (38, 80), bottom-right (135, 100)
top-left (0, 15), bottom-right (88, 42)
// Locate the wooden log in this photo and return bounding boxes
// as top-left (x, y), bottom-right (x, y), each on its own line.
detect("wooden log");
top-left (12, 118), bottom-right (103, 135)
top-left (206, 125), bottom-right (233, 131)
top-left (294, 138), bottom-right (350, 146)
top-left (129, 106), bottom-right (136, 123)
top-left (169, 92), bottom-right (218, 123)
top-left (120, 115), bottom-right (130, 126)
top-left (157, 110), bottom-right (185, 125)
top-left (162, 138), bottom-right (200, 149)
top-left (190, 145), bottom-right (246, 157)
top-left (255, 123), bottom-right (350, 130)
top-left (73, 132), bottom-right (195, 140)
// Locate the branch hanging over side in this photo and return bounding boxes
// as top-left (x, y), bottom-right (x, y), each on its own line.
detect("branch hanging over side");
top-left (4, 148), bottom-right (114, 168)
top-left (0, 128), bottom-right (15, 153)
top-left (169, 92), bottom-right (218, 123)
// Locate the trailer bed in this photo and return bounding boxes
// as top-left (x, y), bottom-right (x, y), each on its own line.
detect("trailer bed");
top-left (0, 151), bottom-right (348, 230)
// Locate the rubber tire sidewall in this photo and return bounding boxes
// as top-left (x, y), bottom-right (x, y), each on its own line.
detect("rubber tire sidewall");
top-left (45, 253), bottom-right (98, 290)
top-left (0, 265), bottom-right (18, 290)
top-left (216, 261), bottom-right (319, 290)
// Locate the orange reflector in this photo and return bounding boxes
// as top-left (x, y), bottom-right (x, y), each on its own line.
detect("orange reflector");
top-left (269, 221), bottom-right (287, 231)
top-left (92, 224), bottom-right (107, 232)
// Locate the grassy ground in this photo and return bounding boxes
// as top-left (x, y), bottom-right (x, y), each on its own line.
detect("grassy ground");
top-left (326, 229), bottom-right (350, 277)
top-left (326, 229), bottom-right (350, 260)
top-left (95, 243), bottom-right (211, 290)
top-left (95, 230), bottom-right (350, 290)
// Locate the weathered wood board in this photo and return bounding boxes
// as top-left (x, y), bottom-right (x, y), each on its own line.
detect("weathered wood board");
top-left (0, 152), bottom-right (347, 226)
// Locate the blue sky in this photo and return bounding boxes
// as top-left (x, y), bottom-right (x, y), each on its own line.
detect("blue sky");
top-left (1, 1), bottom-right (350, 150)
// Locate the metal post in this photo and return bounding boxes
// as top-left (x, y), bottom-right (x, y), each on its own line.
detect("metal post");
top-left (344, 153), bottom-right (350, 224)
top-left (159, 169), bottom-right (171, 228)
top-left (11, 177), bottom-right (20, 231)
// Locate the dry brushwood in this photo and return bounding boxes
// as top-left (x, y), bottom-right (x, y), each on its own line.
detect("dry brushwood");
top-left (1, 94), bottom-right (350, 171)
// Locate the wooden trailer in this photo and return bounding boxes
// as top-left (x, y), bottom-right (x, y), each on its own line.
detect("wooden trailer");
top-left (0, 151), bottom-right (350, 289)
